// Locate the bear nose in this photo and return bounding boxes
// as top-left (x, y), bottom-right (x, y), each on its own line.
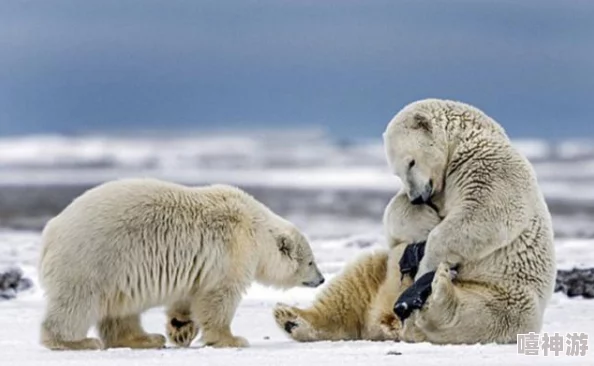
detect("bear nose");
top-left (411, 195), bottom-right (424, 205)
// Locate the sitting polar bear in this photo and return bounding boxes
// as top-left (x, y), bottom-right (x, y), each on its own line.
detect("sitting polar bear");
top-left (273, 192), bottom-right (440, 342)
top-left (38, 178), bottom-right (325, 351)
top-left (384, 98), bottom-right (556, 344)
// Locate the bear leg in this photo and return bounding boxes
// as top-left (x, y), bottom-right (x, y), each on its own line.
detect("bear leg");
top-left (412, 262), bottom-right (536, 344)
top-left (97, 314), bottom-right (166, 349)
top-left (192, 287), bottom-right (249, 348)
top-left (414, 262), bottom-right (459, 330)
top-left (397, 263), bottom-right (457, 343)
top-left (166, 300), bottom-right (199, 348)
top-left (399, 313), bottom-right (428, 343)
top-left (367, 271), bottom-right (414, 341)
top-left (40, 292), bottom-right (102, 351)
top-left (273, 303), bottom-right (334, 342)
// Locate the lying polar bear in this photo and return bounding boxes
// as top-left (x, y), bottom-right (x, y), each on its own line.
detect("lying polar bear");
top-left (273, 192), bottom-right (440, 341)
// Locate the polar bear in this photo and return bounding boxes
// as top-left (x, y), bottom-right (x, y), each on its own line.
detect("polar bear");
top-left (384, 98), bottom-right (556, 344)
top-left (272, 191), bottom-right (440, 342)
top-left (38, 178), bottom-right (325, 351)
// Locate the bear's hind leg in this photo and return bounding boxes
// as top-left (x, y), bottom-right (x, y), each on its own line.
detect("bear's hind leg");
top-left (166, 300), bottom-right (199, 348)
top-left (273, 303), bottom-right (348, 342)
top-left (40, 292), bottom-right (102, 351)
top-left (192, 286), bottom-right (249, 348)
top-left (97, 314), bottom-right (166, 349)
top-left (367, 277), bottom-right (414, 341)
top-left (367, 248), bottom-right (415, 341)
top-left (412, 262), bottom-right (531, 344)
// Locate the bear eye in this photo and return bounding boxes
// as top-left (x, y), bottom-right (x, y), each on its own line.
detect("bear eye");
top-left (308, 261), bottom-right (313, 266)
top-left (408, 160), bottom-right (415, 169)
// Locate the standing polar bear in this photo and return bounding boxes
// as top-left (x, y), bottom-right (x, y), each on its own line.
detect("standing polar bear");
top-left (384, 98), bottom-right (556, 344)
top-left (38, 178), bottom-right (325, 351)
top-left (273, 191), bottom-right (440, 342)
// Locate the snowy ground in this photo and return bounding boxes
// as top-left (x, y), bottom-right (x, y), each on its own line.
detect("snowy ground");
top-left (0, 132), bottom-right (593, 364)
top-left (0, 231), bottom-right (592, 366)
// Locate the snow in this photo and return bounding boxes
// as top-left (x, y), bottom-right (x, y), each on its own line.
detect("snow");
top-left (0, 132), bottom-right (593, 364)
top-left (0, 231), bottom-right (592, 366)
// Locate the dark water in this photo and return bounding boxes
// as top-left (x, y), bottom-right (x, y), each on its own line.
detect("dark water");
top-left (1, 183), bottom-right (593, 239)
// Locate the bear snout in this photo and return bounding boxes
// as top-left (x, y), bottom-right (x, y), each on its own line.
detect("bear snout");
top-left (409, 181), bottom-right (433, 205)
top-left (303, 275), bottom-right (325, 288)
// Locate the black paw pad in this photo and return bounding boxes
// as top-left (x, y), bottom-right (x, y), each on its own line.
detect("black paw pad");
top-left (393, 302), bottom-right (411, 321)
top-left (393, 271), bottom-right (435, 322)
top-left (170, 318), bottom-right (192, 329)
top-left (399, 241), bottom-right (426, 279)
top-left (284, 321), bottom-right (298, 334)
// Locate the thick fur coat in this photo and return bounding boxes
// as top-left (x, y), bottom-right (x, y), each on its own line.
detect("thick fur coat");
top-left (383, 98), bottom-right (556, 344)
top-left (38, 178), bottom-right (324, 350)
top-left (273, 192), bottom-right (440, 341)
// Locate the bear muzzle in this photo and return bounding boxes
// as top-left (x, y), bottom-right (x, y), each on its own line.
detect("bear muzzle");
top-left (409, 179), bottom-right (433, 205)
top-left (302, 275), bottom-right (325, 288)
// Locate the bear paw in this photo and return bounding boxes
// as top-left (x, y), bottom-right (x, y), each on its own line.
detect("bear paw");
top-left (204, 335), bottom-right (249, 348)
top-left (43, 337), bottom-right (104, 351)
top-left (428, 262), bottom-right (456, 305)
top-left (399, 241), bottom-right (426, 279)
top-left (399, 316), bottom-right (427, 343)
top-left (131, 334), bottom-right (167, 349)
top-left (107, 334), bottom-right (166, 349)
top-left (273, 303), bottom-right (301, 335)
top-left (167, 317), bottom-right (199, 348)
top-left (273, 303), bottom-right (316, 342)
top-left (378, 312), bottom-right (402, 341)
top-left (393, 271), bottom-right (435, 322)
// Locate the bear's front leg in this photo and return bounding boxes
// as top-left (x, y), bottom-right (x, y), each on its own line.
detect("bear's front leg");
top-left (393, 263), bottom-right (458, 323)
top-left (393, 271), bottom-right (435, 322)
top-left (414, 262), bottom-right (459, 331)
top-left (192, 286), bottom-right (249, 348)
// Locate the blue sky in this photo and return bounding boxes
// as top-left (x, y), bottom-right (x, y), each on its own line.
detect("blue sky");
top-left (1, 0), bottom-right (593, 140)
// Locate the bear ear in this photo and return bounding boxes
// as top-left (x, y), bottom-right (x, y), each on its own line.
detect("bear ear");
top-left (410, 112), bottom-right (432, 133)
top-left (277, 236), bottom-right (293, 257)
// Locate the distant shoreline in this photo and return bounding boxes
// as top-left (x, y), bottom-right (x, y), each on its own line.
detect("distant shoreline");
top-left (1, 182), bottom-right (593, 239)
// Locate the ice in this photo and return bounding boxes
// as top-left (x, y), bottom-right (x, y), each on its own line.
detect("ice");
top-left (557, 139), bottom-right (594, 159)
top-left (1, 133), bottom-right (594, 201)
top-left (512, 139), bottom-right (552, 160)
top-left (0, 231), bottom-right (592, 365)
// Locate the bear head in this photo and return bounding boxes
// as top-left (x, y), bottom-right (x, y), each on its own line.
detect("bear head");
top-left (383, 101), bottom-right (449, 205)
top-left (257, 217), bottom-right (325, 290)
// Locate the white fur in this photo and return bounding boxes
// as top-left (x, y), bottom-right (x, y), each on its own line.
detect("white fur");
top-left (383, 191), bottom-right (441, 249)
top-left (272, 190), bottom-right (440, 342)
top-left (38, 178), bottom-right (324, 350)
top-left (383, 98), bottom-right (556, 344)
